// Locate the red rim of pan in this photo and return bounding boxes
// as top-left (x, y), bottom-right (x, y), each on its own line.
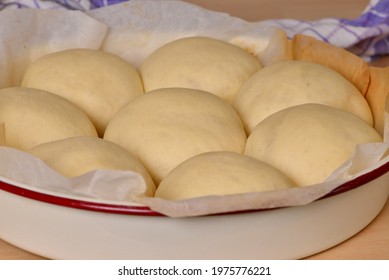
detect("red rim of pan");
top-left (1, 160), bottom-right (388, 217)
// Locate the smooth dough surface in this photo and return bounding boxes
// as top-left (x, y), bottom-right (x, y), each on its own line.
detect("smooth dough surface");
top-left (245, 104), bottom-right (382, 186)
top-left (155, 151), bottom-right (296, 200)
top-left (28, 136), bottom-right (155, 196)
top-left (21, 48), bottom-right (144, 136)
top-left (139, 36), bottom-right (261, 103)
top-left (0, 87), bottom-right (97, 150)
top-left (234, 60), bottom-right (373, 134)
top-left (104, 88), bottom-right (247, 184)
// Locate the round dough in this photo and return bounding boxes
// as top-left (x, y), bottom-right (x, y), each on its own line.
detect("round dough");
top-left (155, 151), bottom-right (296, 200)
top-left (234, 60), bottom-right (373, 134)
top-left (28, 136), bottom-right (155, 197)
top-left (139, 36), bottom-right (261, 103)
top-left (21, 48), bottom-right (144, 136)
top-left (104, 88), bottom-right (247, 184)
top-left (0, 87), bottom-right (97, 151)
top-left (245, 103), bottom-right (382, 187)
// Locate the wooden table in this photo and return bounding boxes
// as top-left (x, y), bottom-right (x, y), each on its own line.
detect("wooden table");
top-left (1, 0), bottom-right (388, 260)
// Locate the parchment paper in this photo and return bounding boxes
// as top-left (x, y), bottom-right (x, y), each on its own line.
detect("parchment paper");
top-left (87, 0), bottom-right (278, 67)
top-left (0, 1), bottom-right (388, 218)
top-left (0, 8), bottom-right (108, 87)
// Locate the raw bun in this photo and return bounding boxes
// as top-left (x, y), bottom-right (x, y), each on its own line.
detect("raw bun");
top-left (245, 104), bottom-right (382, 187)
top-left (155, 151), bottom-right (296, 200)
top-left (21, 48), bottom-right (144, 136)
top-left (139, 36), bottom-right (262, 103)
top-left (0, 87), bottom-right (97, 151)
top-left (234, 60), bottom-right (373, 134)
top-left (104, 88), bottom-right (247, 184)
top-left (28, 136), bottom-right (155, 196)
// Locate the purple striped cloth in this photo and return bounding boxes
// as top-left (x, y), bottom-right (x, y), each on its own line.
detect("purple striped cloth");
top-left (263, 0), bottom-right (389, 60)
top-left (1, 0), bottom-right (389, 61)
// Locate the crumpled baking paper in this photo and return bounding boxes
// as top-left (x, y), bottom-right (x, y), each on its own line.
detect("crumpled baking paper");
top-left (0, 0), bottom-right (388, 217)
top-left (2, 0), bottom-right (389, 61)
top-left (0, 8), bottom-right (108, 87)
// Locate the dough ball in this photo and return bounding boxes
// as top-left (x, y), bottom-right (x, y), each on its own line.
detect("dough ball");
top-left (28, 136), bottom-right (155, 196)
top-left (234, 60), bottom-right (373, 134)
top-left (155, 151), bottom-right (296, 200)
top-left (245, 104), bottom-right (382, 186)
top-left (104, 88), bottom-right (247, 184)
top-left (139, 36), bottom-right (261, 103)
top-left (21, 48), bottom-right (144, 136)
top-left (0, 87), bottom-right (97, 151)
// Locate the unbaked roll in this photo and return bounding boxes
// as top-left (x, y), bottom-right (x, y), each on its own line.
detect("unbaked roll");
top-left (155, 151), bottom-right (296, 200)
top-left (104, 88), bottom-right (247, 184)
top-left (0, 87), bottom-right (97, 151)
top-left (234, 60), bottom-right (373, 134)
top-left (245, 103), bottom-right (382, 186)
top-left (21, 48), bottom-right (144, 136)
top-left (28, 136), bottom-right (155, 197)
top-left (139, 36), bottom-right (261, 103)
